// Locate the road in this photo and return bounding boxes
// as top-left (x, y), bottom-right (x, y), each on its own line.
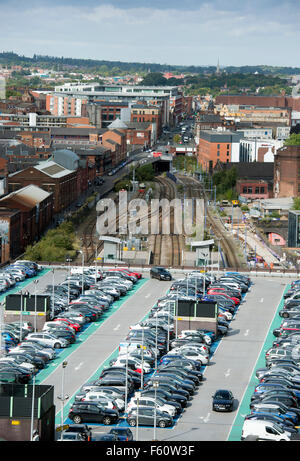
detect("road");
top-left (19, 269), bottom-right (293, 441)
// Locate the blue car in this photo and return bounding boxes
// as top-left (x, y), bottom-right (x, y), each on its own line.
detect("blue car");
top-left (14, 265), bottom-right (36, 277)
top-left (254, 383), bottom-right (300, 402)
top-left (250, 408), bottom-right (298, 425)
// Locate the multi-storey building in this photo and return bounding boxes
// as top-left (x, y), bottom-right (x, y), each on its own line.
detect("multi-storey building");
top-left (274, 144), bottom-right (300, 198)
top-left (197, 129), bottom-right (243, 171)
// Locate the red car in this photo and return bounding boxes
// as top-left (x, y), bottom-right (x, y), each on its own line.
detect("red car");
top-left (115, 268), bottom-right (142, 279)
top-left (207, 290), bottom-right (240, 306)
top-left (54, 318), bottom-right (82, 332)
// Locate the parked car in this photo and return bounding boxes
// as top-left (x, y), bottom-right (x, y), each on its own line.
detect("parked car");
top-left (107, 427), bottom-right (133, 441)
top-left (68, 402), bottom-right (119, 425)
top-left (126, 408), bottom-right (173, 428)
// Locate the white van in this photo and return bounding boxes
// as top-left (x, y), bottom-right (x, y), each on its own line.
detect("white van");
top-left (241, 419), bottom-right (291, 441)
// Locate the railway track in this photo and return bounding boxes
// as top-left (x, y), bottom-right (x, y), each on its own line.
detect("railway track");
top-left (79, 175), bottom-right (184, 267)
top-left (178, 175), bottom-right (243, 270)
top-left (152, 176), bottom-right (183, 267)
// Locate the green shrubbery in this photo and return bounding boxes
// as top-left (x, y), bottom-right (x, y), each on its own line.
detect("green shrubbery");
top-left (23, 221), bottom-right (77, 262)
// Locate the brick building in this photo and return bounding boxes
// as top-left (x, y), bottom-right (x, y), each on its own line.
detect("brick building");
top-left (197, 129), bottom-right (243, 171)
top-left (7, 160), bottom-right (78, 214)
top-left (0, 185), bottom-right (53, 255)
top-left (274, 144), bottom-right (300, 198)
top-left (215, 94), bottom-right (300, 112)
top-left (130, 103), bottom-right (162, 137)
top-left (0, 208), bottom-right (21, 264)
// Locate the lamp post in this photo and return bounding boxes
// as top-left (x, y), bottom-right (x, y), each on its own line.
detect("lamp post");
top-left (30, 373), bottom-right (36, 441)
top-left (125, 344), bottom-right (128, 414)
top-left (51, 268), bottom-right (55, 319)
top-left (153, 379), bottom-right (159, 441)
top-left (58, 360), bottom-right (69, 440)
top-left (33, 280), bottom-right (39, 332)
top-left (155, 313), bottom-right (158, 371)
top-left (135, 391), bottom-right (140, 442)
top-left (79, 250), bottom-right (84, 294)
top-left (0, 301), bottom-right (4, 357)
top-left (66, 257), bottom-right (72, 304)
top-left (19, 291), bottom-right (23, 343)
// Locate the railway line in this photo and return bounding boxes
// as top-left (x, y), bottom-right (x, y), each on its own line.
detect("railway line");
top-left (177, 174), bottom-right (243, 270)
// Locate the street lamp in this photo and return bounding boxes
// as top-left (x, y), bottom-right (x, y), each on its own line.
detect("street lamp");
top-left (135, 391), bottom-right (140, 442)
top-left (58, 360), bottom-right (69, 440)
top-left (79, 250), bottom-right (84, 294)
top-left (153, 379), bottom-right (159, 441)
top-left (33, 280), bottom-right (39, 332)
top-left (51, 268), bottom-right (55, 320)
top-left (66, 257), bottom-right (72, 304)
top-left (30, 373), bottom-right (36, 441)
top-left (19, 291), bottom-right (23, 343)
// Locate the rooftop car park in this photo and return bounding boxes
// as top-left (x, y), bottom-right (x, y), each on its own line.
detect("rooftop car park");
top-left (2, 261), bottom-right (300, 441)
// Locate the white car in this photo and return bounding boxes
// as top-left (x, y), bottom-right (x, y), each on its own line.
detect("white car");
top-left (178, 331), bottom-right (212, 346)
top-left (25, 332), bottom-right (68, 349)
top-left (169, 348), bottom-right (209, 365)
top-left (112, 357), bottom-right (151, 374)
top-left (82, 391), bottom-right (125, 411)
top-left (42, 321), bottom-right (76, 334)
top-left (218, 311), bottom-right (233, 321)
top-left (80, 392), bottom-right (118, 410)
top-left (128, 396), bottom-right (176, 417)
top-left (171, 344), bottom-right (209, 358)
top-left (104, 276), bottom-right (133, 290)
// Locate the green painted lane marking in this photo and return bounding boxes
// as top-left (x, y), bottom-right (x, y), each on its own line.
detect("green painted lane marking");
top-left (36, 278), bottom-right (149, 386)
top-left (227, 283), bottom-right (291, 441)
top-left (26, 277), bottom-right (149, 424)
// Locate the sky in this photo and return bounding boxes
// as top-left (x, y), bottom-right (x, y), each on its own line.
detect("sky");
top-left (0, 0), bottom-right (299, 67)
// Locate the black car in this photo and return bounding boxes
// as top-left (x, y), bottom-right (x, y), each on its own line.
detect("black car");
top-left (64, 424), bottom-right (92, 441)
top-left (150, 267), bottom-right (172, 281)
top-left (0, 365), bottom-right (32, 383)
top-left (127, 408), bottom-right (173, 428)
top-left (154, 372), bottom-right (195, 394)
top-left (108, 427), bottom-right (133, 441)
top-left (212, 389), bottom-right (234, 412)
top-left (68, 402), bottom-right (119, 425)
top-left (100, 367), bottom-right (140, 389)
top-left (140, 388), bottom-right (187, 409)
top-left (7, 352), bottom-right (45, 370)
top-left (91, 433), bottom-right (119, 441)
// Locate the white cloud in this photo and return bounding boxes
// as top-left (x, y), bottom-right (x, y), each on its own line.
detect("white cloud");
top-left (0, 1), bottom-right (299, 66)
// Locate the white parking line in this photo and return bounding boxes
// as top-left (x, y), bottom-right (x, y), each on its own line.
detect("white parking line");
top-left (74, 362), bottom-right (83, 371)
top-left (113, 324), bottom-right (121, 331)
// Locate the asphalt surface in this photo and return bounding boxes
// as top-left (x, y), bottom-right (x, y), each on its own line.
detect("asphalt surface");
top-left (17, 269), bottom-right (293, 441)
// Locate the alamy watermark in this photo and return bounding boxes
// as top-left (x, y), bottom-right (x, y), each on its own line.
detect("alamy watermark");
top-left (96, 190), bottom-right (204, 237)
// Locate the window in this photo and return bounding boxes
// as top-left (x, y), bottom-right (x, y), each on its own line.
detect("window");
top-left (260, 187), bottom-right (265, 194)
top-left (247, 187), bottom-right (252, 194)
top-left (217, 144), bottom-right (220, 149)
top-left (255, 187), bottom-right (259, 194)
top-left (217, 151), bottom-right (220, 157)
top-left (243, 187), bottom-right (247, 194)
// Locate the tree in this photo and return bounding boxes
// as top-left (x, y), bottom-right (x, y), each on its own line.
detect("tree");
top-left (140, 73), bottom-right (168, 86)
top-left (285, 133), bottom-right (300, 146)
top-left (292, 196), bottom-right (300, 210)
